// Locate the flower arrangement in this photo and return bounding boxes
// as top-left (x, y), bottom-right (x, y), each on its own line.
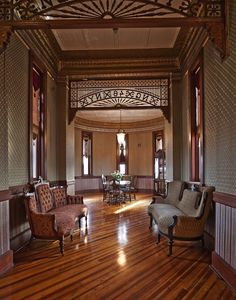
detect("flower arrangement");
top-left (111, 170), bottom-right (122, 182)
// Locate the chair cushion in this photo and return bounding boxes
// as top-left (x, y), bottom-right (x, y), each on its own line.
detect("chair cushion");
top-left (51, 204), bottom-right (88, 220)
top-left (177, 189), bottom-right (202, 217)
top-left (148, 203), bottom-right (185, 234)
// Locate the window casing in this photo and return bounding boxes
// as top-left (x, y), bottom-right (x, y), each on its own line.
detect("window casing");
top-left (82, 132), bottom-right (92, 176)
top-left (190, 56), bottom-right (204, 183)
top-left (31, 64), bottom-right (45, 180)
top-left (153, 131), bottom-right (165, 180)
top-left (117, 135), bottom-right (128, 174)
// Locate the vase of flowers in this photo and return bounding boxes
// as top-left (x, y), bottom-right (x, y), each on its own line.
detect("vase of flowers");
top-left (111, 170), bottom-right (122, 182)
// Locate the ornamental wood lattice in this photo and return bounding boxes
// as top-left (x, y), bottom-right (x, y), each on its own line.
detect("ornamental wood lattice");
top-left (69, 79), bottom-right (170, 123)
top-left (0, 0), bottom-right (224, 20)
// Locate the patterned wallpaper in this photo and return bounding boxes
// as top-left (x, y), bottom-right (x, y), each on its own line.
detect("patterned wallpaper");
top-left (0, 51), bottom-right (8, 190)
top-left (204, 0), bottom-right (236, 194)
top-left (7, 35), bottom-right (29, 186)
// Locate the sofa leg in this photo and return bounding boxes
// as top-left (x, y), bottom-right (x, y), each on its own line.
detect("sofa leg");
top-left (149, 216), bottom-right (153, 229)
top-left (156, 232), bottom-right (161, 244)
top-left (70, 229), bottom-right (74, 241)
top-left (168, 239), bottom-right (173, 256)
top-left (201, 236), bottom-right (205, 248)
top-left (59, 237), bottom-right (65, 256)
top-left (85, 215), bottom-right (88, 228)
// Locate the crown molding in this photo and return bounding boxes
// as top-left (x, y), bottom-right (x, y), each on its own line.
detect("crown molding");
top-left (75, 116), bottom-right (164, 132)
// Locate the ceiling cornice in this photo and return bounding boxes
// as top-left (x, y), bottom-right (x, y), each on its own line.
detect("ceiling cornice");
top-left (75, 116), bottom-right (164, 132)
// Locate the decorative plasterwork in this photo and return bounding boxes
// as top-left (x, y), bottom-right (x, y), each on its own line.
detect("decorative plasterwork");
top-left (69, 79), bottom-right (170, 123)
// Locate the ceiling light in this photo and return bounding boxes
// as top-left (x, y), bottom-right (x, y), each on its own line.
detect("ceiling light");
top-left (117, 109), bottom-right (125, 145)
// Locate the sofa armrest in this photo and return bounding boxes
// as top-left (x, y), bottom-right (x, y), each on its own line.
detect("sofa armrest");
top-left (170, 215), bottom-right (205, 238)
top-left (66, 194), bottom-right (84, 205)
top-left (30, 211), bottom-right (59, 237)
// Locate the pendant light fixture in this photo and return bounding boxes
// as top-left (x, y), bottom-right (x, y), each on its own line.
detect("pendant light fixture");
top-left (116, 108), bottom-right (125, 145)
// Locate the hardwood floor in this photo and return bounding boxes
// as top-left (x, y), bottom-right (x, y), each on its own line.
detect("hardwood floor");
top-left (0, 193), bottom-right (235, 300)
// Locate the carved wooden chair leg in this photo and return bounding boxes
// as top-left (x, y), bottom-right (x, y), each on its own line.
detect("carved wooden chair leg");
top-left (59, 236), bottom-right (65, 256)
top-left (85, 215), bottom-right (88, 228)
top-left (78, 217), bottom-right (81, 228)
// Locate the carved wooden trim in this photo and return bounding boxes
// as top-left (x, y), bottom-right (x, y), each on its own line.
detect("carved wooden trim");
top-left (207, 23), bottom-right (227, 58)
top-left (213, 192), bottom-right (236, 208)
top-left (0, 250), bottom-right (13, 276)
top-left (211, 251), bottom-right (236, 293)
top-left (0, 26), bottom-right (12, 52)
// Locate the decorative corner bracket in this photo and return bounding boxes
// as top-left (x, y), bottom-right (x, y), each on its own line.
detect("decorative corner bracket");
top-left (0, 26), bottom-right (12, 53)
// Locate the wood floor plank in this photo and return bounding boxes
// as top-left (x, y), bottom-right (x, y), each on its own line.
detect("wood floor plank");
top-left (0, 193), bottom-right (235, 300)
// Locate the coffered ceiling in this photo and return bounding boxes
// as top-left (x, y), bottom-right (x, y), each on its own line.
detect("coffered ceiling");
top-left (0, 0), bottom-right (225, 125)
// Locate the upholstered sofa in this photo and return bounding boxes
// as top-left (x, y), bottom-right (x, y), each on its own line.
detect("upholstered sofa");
top-left (148, 181), bottom-right (215, 255)
top-left (25, 184), bottom-right (88, 255)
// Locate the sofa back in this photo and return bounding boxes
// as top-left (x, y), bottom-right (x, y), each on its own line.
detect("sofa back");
top-left (177, 186), bottom-right (215, 219)
top-left (51, 187), bottom-right (67, 208)
top-left (35, 183), bottom-right (54, 213)
top-left (165, 180), bottom-right (186, 206)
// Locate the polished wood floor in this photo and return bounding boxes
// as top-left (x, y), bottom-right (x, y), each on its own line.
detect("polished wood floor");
top-left (0, 193), bottom-right (235, 300)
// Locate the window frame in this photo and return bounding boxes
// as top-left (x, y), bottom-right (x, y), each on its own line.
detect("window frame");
top-left (116, 134), bottom-right (129, 174)
top-left (81, 131), bottom-right (93, 176)
top-left (190, 54), bottom-right (204, 183)
top-left (29, 57), bottom-right (47, 181)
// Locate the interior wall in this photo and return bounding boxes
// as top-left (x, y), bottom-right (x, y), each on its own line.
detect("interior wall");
top-left (93, 131), bottom-right (117, 176)
top-left (46, 74), bottom-right (58, 181)
top-left (75, 128), bottom-right (155, 177)
top-left (204, 3), bottom-right (236, 194)
top-left (128, 131), bottom-right (153, 176)
top-left (7, 35), bottom-right (29, 187)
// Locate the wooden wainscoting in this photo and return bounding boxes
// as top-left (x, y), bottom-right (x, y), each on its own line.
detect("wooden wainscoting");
top-left (0, 189), bottom-right (13, 276)
top-left (75, 175), bottom-right (154, 194)
top-left (212, 192), bottom-right (236, 292)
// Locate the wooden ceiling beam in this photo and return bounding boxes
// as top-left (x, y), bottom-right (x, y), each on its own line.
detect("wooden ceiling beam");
top-left (1, 17), bottom-right (224, 30)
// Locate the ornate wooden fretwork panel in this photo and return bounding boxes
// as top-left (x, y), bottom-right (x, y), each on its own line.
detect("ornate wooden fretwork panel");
top-left (0, 0), bottom-right (225, 20)
top-left (69, 79), bottom-right (169, 123)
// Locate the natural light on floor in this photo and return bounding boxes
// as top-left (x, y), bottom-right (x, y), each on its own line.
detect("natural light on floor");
top-left (114, 200), bottom-right (147, 214)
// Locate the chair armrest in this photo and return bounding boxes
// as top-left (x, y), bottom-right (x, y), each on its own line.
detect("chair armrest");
top-left (171, 215), bottom-right (205, 238)
top-left (151, 195), bottom-right (165, 204)
top-left (30, 211), bottom-right (59, 237)
top-left (66, 194), bottom-right (84, 205)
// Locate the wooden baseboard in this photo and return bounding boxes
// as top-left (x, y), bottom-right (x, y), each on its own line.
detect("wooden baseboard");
top-left (0, 250), bottom-right (13, 276)
top-left (211, 251), bottom-right (236, 293)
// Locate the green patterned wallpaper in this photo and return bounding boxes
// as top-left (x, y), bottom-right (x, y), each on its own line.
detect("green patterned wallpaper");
top-left (204, 0), bottom-right (236, 194)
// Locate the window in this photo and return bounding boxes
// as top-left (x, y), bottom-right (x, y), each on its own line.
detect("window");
top-left (117, 135), bottom-right (128, 174)
top-left (153, 131), bottom-right (165, 180)
top-left (82, 132), bottom-right (92, 176)
top-left (190, 57), bottom-right (203, 182)
top-left (31, 65), bottom-right (45, 180)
